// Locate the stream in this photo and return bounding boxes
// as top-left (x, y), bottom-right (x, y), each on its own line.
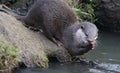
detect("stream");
top-left (13, 31), bottom-right (120, 73)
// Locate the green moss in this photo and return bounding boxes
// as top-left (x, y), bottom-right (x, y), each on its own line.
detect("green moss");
top-left (34, 54), bottom-right (49, 68)
top-left (0, 39), bottom-right (19, 57)
top-left (0, 38), bottom-right (19, 73)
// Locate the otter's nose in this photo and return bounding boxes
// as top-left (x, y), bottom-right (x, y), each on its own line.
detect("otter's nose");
top-left (87, 38), bottom-right (94, 44)
top-left (83, 40), bottom-right (93, 45)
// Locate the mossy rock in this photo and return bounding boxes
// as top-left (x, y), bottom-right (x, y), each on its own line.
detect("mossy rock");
top-left (0, 11), bottom-right (71, 73)
top-left (0, 37), bottom-right (19, 73)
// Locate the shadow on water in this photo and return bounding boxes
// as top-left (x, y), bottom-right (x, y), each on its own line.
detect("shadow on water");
top-left (13, 31), bottom-right (120, 73)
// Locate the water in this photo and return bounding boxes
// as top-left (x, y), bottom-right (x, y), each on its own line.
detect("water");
top-left (13, 31), bottom-right (120, 73)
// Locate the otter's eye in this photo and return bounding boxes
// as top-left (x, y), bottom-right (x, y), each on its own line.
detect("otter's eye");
top-left (81, 25), bottom-right (84, 29)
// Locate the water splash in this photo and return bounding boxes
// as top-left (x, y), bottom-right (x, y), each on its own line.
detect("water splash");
top-left (99, 63), bottom-right (120, 72)
top-left (89, 69), bottom-right (105, 73)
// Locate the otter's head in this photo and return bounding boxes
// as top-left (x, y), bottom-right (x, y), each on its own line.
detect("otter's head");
top-left (63, 22), bottom-right (98, 56)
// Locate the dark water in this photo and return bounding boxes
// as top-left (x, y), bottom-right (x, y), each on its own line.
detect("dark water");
top-left (13, 31), bottom-right (120, 73)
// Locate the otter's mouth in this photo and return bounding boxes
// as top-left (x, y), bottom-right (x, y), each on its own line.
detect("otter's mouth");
top-left (68, 42), bottom-right (95, 56)
top-left (81, 42), bottom-right (95, 50)
top-left (91, 42), bottom-right (94, 50)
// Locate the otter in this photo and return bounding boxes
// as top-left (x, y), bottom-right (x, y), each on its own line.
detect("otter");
top-left (63, 22), bottom-right (98, 55)
top-left (18, 0), bottom-right (98, 56)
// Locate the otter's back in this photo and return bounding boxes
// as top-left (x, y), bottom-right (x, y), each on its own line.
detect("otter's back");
top-left (24, 0), bottom-right (77, 40)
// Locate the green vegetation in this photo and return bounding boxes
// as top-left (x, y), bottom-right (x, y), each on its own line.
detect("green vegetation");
top-left (34, 54), bottom-right (49, 68)
top-left (67, 0), bottom-right (98, 23)
top-left (0, 38), bottom-right (19, 73)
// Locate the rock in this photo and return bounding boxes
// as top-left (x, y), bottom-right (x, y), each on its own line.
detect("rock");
top-left (95, 0), bottom-right (120, 32)
top-left (0, 11), bottom-right (71, 73)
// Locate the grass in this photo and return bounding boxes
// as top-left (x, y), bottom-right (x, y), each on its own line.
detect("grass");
top-left (0, 38), bottom-right (19, 73)
top-left (67, 0), bottom-right (98, 23)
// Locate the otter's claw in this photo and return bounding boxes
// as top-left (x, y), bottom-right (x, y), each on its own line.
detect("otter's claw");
top-left (52, 37), bottom-right (63, 46)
